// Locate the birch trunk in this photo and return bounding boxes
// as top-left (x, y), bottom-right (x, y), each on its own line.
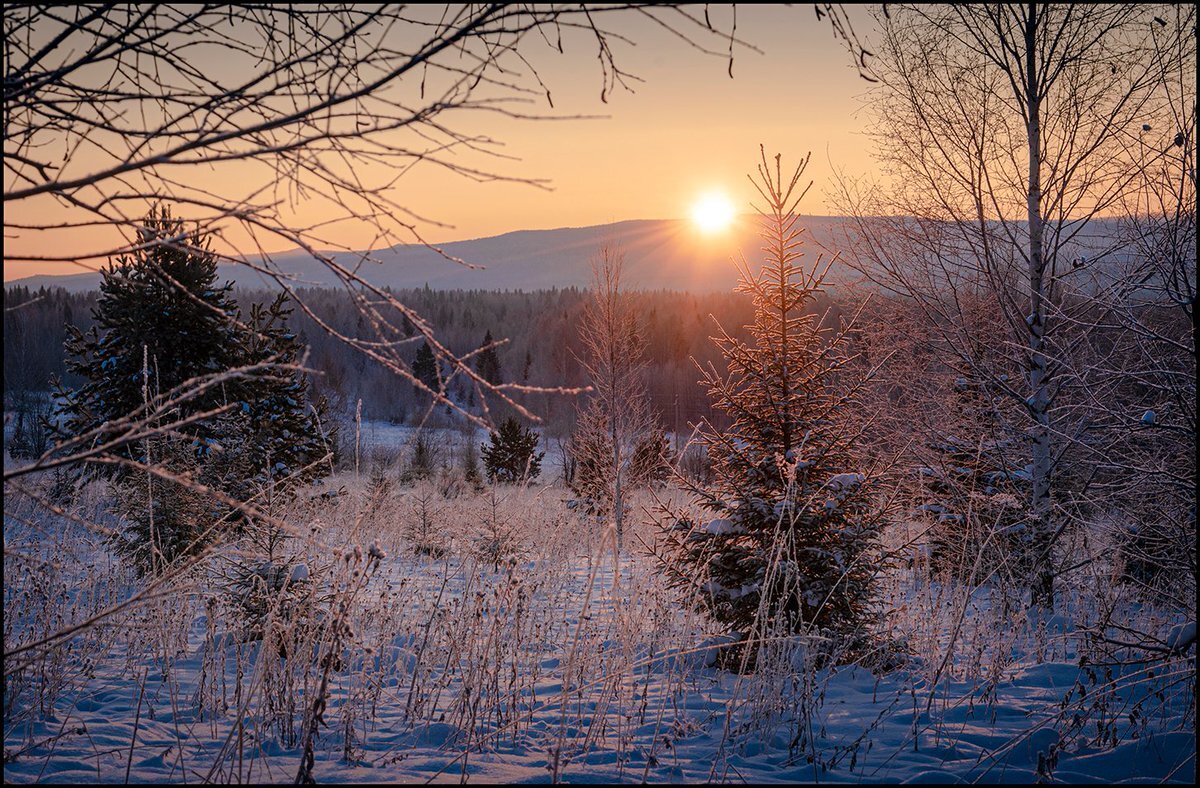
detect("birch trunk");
top-left (1024, 5), bottom-right (1054, 609)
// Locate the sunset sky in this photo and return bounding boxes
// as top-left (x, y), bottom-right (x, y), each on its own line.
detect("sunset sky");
top-left (3, 5), bottom-right (878, 281)
top-left (442, 5), bottom-right (877, 235)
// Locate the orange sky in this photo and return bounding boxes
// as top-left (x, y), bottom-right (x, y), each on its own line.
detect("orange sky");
top-left (3, 6), bottom-right (878, 282)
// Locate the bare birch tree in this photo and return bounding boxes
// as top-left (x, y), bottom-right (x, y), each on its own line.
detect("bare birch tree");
top-left (832, 4), bottom-right (1193, 607)
top-left (571, 247), bottom-right (659, 556)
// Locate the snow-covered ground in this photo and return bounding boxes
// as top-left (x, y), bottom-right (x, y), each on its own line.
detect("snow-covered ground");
top-left (349, 419), bottom-right (574, 480)
top-left (3, 471), bottom-right (1195, 784)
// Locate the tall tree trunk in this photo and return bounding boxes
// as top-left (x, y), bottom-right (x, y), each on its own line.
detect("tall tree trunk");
top-left (1024, 4), bottom-right (1054, 609)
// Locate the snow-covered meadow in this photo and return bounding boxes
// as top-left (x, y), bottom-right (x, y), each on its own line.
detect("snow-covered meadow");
top-left (4, 3), bottom-right (1195, 784)
top-left (3, 442), bottom-right (1194, 784)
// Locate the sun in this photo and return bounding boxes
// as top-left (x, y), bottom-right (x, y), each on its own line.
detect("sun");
top-left (691, 191), bottom-right (735, 234)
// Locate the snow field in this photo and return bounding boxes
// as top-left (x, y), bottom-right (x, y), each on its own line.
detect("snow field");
top-left (3, 470), bottom-right (1195, 783)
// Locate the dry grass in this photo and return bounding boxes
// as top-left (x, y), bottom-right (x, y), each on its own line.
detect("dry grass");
top-left (3, 467), bottom-right (1194, 783)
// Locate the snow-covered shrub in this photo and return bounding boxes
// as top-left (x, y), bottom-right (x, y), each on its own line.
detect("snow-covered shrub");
top-left (223, 558), bottom-right (315, 648)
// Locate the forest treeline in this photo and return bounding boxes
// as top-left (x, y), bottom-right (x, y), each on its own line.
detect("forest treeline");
top-left (3, 282), bottom-right (798, 433)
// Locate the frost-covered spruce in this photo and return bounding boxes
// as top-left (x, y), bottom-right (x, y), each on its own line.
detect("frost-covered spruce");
top-left (658, 149), bottom-right (887, 666)
top-left (53, 208), bottom-right (333, 572)
top-left (53, 206), bottom-right (243, 461)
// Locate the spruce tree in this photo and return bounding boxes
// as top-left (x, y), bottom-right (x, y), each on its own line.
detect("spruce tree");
top-left (475, 330), bottom-right (503, 385)
top-left (53, 206), bottom-right (241, 459)
top-left (402, 429), bottom-right (436, 483)
top-left (482, 417), bottom-right (544, 484)
top-left (658, 150), bottom-right (886, 666)
top-left (627, 428), bottom-right (672, 489)
top-left (568, 411), bottom-right (613, 511)
top-left (53, 208), bottom-right (333, 573)
top-left (412, 341), bottom-right (440, 394)
top-left (462, 437), bottom-right (484, 491)
top-left (112, 434), bottom-right (215, 573)
top-left (52, 207), bottom-right (242, 573)
top-left (220, 294), bottom-right (334, 500)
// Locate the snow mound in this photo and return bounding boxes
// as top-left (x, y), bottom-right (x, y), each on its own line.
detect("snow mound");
top-left (1167, 621), bottom-right (1196, 654)
top-left (700, 518), bottom-right (746, 536)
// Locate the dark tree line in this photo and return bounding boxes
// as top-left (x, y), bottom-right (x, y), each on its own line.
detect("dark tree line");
top-left (7, 283), bottom-right (820, 434)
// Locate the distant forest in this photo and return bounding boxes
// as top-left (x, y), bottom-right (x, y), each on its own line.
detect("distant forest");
top-left (5, 284), bottom-right (847, 435)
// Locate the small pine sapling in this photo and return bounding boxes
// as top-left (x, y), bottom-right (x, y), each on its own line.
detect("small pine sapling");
top-left (657, 149), bottom-right (888, 668)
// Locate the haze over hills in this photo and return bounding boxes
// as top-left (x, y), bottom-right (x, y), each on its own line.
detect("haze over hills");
top-left (6, 214), bottom-right (1126, 294)
top-left (5, 216), bottom-right (857, 294)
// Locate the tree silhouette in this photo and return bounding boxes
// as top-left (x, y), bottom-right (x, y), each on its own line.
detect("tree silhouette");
top-left (475, 330), bottom-right (503, 386)
top-left (482, 417), bottom-right (544, 484)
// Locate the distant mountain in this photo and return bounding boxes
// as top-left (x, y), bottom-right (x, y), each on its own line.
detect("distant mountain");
top-left (7, 214), bottom-right (1127, 294)
top-left (5, 216), bottom-right (854, 294)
